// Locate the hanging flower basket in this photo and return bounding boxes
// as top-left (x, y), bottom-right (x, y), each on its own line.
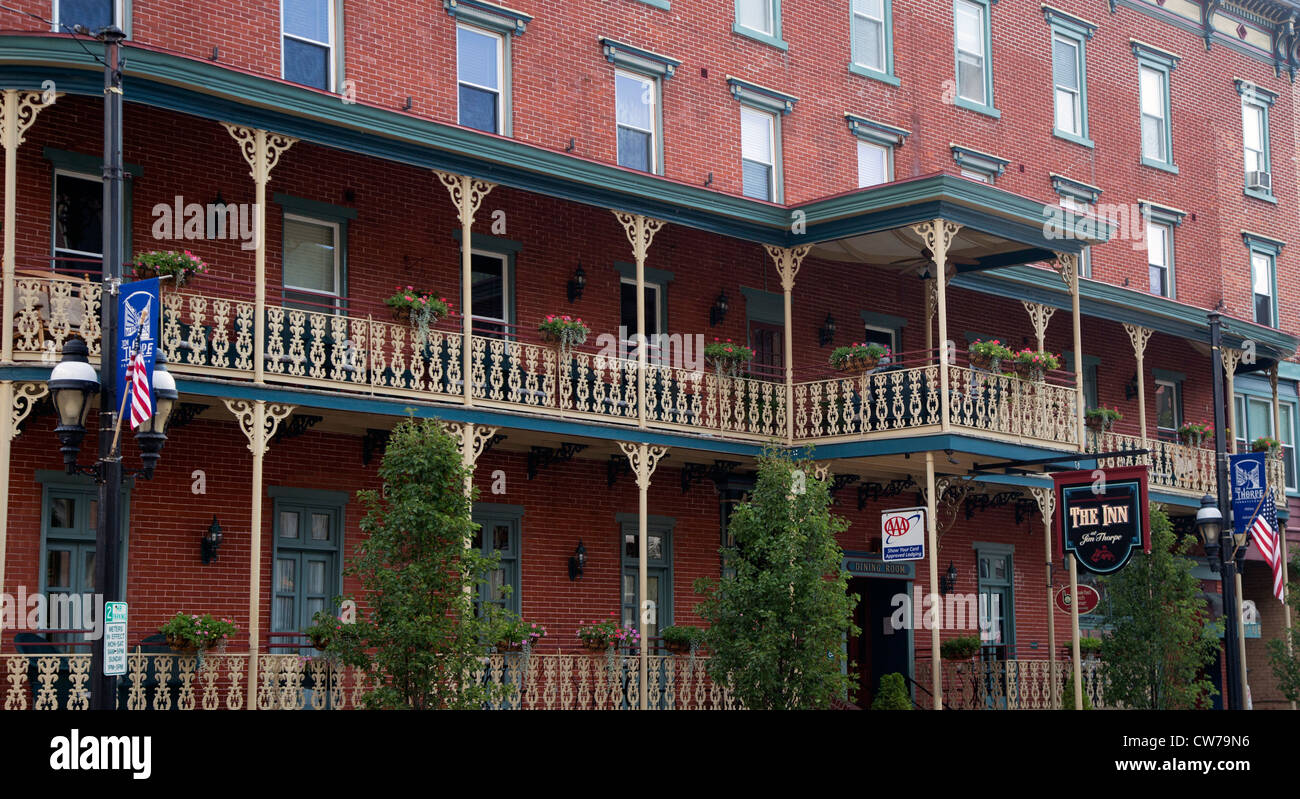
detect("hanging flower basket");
top-left (830, 342), bottom-right (890, 375)
top-left (538, 315), bottom-right (590, 356)
top-left (165, 635), bottom-right (201, 655)
top-left (129, 250), bottom-right (209, 288)
top-left (581, 640), bottom-right (610, 653)
top-left (1085, 407), bottom-right (1122, 433)
top-left (1008, 349), bottom-right (1060, 382)
top-left (1177, 421), bottom-right (1213, 448)
top-left (158, 612), bottom-right (237, 656)
top-left (705, 339), bottom-right (755, 378)
top-left (1251, 436), bottom-right (1281, 455)
top-left (968, 339), bottom-right (1011, 373)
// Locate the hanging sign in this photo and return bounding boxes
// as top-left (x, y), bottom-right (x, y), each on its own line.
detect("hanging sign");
top-left (881, 506), bottom-right (926, 562)
top-left (116, 277), bottom-right (160, 418)
top-left (1229, 452), bottom-right (1268, 537)
top-left (1053, 466), bottom-right (1150, 575)
top-left (1054, 584), bottom-right (1100, 615)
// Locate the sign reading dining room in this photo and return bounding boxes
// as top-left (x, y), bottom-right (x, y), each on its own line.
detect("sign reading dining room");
top-left (1052, 466), bottom-right (1150, 575)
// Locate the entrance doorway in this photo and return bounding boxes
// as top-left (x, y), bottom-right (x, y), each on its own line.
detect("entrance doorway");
top-left (847, 577), bottom-right (912, 707)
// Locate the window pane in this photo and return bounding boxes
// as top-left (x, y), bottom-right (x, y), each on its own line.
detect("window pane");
top-left (58, 0), bottom-right (113, 31)
top-left (1155, 382), bottom-right (1177, 429)
top-left (284, 0), bottom-right (330, 43)
top-left (283, 218), bottom-right (337, 294)
top-left (457, 27), bottom-right (499, 89)
top-left (54, 174), bottom-right (103, 265)
top-left (273, 597), bottom-right (295, 630)
top-left (617, 128), bottom-right (653, 172)
top-left (616, 73), bottom-right (653, 130)
top-left (306, 559), bottom-right (326, 593)
top-left (492, 524), bottom-right (510, 552)
top-left (276, 558), bottom-right (296, 592)
top-left (958, 54), bottom-right (985, 104)
top-left (740, 109), bottom-right (772, 163)
top-left (853, 0), bottom-right (882, 14)
top-left (742, 160), bottom-right (772, 200)
top-left (646, 576), bottom-right (660, 638)
top-left (280, 511), bottom-right (299, 540)
top-left (311, 513), bottom-right (330, 541)
top-left (1052, 39), bottom-right (1078, 90)
top-left (459, 85), bottom-right (499, 134)
top-left (81, 551), bottom-right (95, 593)
top-left (1252, 254), bottom-right (1271, 295)
top-left (50, 498), bottom-right (75, 530)
top-left (1141, 115), bottom-right (1164, 160)
top-left (857, 141), bottom-right (888, 187)
top-left (284, 38), bottom-right (329, 90)
top-left (647, 534), bottom-right (663, 561)
top-left (853, 17), bottom-right (884, 71)
top-left (1139, 68), bottom-right (1163, 116)
top-left (1055, 88), bottom-right (1078, 134)
top-left (738, 0), bottom-right (772, 34)
top-left (1243, 103), bottom-right (1263, 152)
top-left (47, 550), bottom-right (71, 590)
top-left (1146, 224), bottom-right (1166, 266)
top-left (622, 573), bottom-right (635, 604)
top-left (471, 253), bottom-right (506, 322)
top-left (955, 2), bottom-right (983, 56)
top-left (488, 568), bottom-right (507, 601)
top-left (624, 533), bottom-right (637, 560)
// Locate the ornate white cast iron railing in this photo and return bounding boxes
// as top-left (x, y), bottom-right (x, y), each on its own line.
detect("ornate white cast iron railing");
top-left (915, 658), bottom-right (1109, 710)
top-left (1088, 430), bottom-right (1287, 502)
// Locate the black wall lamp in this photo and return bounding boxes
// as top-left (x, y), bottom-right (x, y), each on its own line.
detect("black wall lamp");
top-left (568, 539), bottom-right (587, 580)
top-left (567, 263), bottom-right (586, 303)
top-left (202, 516), bottom-right (223, 564)
top-left (818, 314), bottom-right (836, 347)
top-left (939, 561), bottom-right (957, 595)
top-left (710, 291), bottom-right (729, 326)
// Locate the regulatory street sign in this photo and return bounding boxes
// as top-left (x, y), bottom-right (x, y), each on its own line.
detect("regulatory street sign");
top-left (104, 601), bottom-right (127, 677)
top-left (881, 507), bottom-right (926, 562)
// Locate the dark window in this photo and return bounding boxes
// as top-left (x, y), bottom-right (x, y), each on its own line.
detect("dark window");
top-left (458, 26), bottom-right (502, 134)
top-left (283, 0), bottom-right (332, 90)
top-left (53, 173), bottom-right (102, 275)
top-left (471, 252), bottom-right (509, 336)
top-left (749, 320), bottom-right (783, 379)
top-left (57, 0), bottom-right (113, 32)
top-left (620, 280), bottom-right (661, 355)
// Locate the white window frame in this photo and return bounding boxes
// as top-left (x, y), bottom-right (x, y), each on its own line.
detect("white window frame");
top-left (736, 0), bottom-right (775, 37)
top-left (1250, 250), bottom-right (1274, 327)
top-left (1052, 33), bottom-right (1083, 138)
top-left (615, 69), bottom-right (659, 174)
top-left (52, 0), bottom-right (124, 33)
top-left (1154, 378), bottom-right (1181, 433)
top-left (852, 0), bottom-right (887, 73)
top-left (954, 0), bottom-right (989, 106)
top-left (282, 213), bottom-right (342, 311)
top-left (52, 168), bottom-right (104, 265)
top-left (1146, 221), bottom-right (1172, 298)
top-left (856, 139), bottom-right (892, 187)
top-left (1139, 65), bottom-right (1168, 164)
top-left (470, 249), bottom-right (511, 330)
top-left (1242, 99), bottom-right (1268, 180)
top-left (620, 277), bottom-right (663, 354)
top-left (280, 0), bottom-right (337, 91)
top-left (457, 24), bottom-right (505, 135)
top-left (740, 106), bottom-right (777, 202)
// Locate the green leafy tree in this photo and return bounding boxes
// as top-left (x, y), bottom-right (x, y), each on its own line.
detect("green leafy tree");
top-left (870, 673), bottom-right (912, 710)
top-left (326, 418), bottom-right (511, 709)
top-left (694, 448), bottom-right (859, 709)
top-left (1097, 506), bottom-right (1219, 709)
top-left (1266, 554), bottom-right (1300, 703)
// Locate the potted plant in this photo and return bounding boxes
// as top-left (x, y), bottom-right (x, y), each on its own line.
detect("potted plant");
top-left (496, 616), bottom-right (547, 652)
top-left (537, 314), bottom-right (590, 357)
top-left (659, 625), bottom-right (701, 655)
top-left (939, 635), bottom-right (982, 662)
top-left (1078, 636), bottom-right (1103, 661)
top-left (1085, 406), bottom-right (1122, 433)
top-left (1177, 421), bottom-right (1213, 447)
top-left (1009, 349), bottom-right (1060, 381)
top-left (704, 338), bottom-right (755, 378)
top-left (305, 611), bottom-right (344, 651)
top-left (1251, 436), bottom-right (1281, 456)
top-left (968, 339), bottom-right (1012, 372)
top-left (130, 250), bottom-right (208, 287)
top-left (829, 342), bottom-right (890, 374)
top-left (576, 613), bottom-right (639, 653)
top-left (385, 286), bottom-right (450, 331)
top-left (158, 612), bottom-right (237, 654)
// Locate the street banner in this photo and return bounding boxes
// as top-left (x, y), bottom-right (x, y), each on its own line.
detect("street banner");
top-left (1229, 452), bottom-right (1268, 538)
top-left (1053, 466), bottom-right (1151, 575)
top-left (116, 277), bottom-right (160, 420)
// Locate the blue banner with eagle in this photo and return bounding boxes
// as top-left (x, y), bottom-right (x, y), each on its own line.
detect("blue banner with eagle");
top-left (116, 278), bottom-right (159, 427)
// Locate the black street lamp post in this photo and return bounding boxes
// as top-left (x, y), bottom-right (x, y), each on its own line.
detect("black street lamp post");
top-left (1204, 311), bottom-right (1242, 710)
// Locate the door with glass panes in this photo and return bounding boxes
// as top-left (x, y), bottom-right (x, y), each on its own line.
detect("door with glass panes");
top-left (620, 520), bottom-right (671, 643)
top-left (44, 489), bottom-right (97, 645)
top-left (273, 503), bottom-right (341, 652)
top-left (976, 548), bottom-right (1014, 659)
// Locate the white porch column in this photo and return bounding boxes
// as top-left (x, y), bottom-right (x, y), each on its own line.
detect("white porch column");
top-left (1029, 485), bottom-right (1059, 708)
top-left (911, 221), bottom-right (961, 433)
top-left (0, 382), bottom-right (48, 643)
top-left (2, 90), bottom-right (55, 364)
top-left (437, 172), bottom-right (496, 407)
top-left (1022, 302), bottom-right (1057, 353)
top-left (924, 451), bottom-right (941, 708)
top-left (223, 126), bottom-right (297, 385)
top-left (1123, 324), bottom-right (1152, 439)
top-left (614, 213), bottom-right (666, 430)
top-left (224, 398), bottom-right (294, 709)
top-left (1223, 348), bottom-right (1243, 453)
top-left (1053, 253), bottom-right (1085, 449)
top-left (764, 245), bottom-right (811, 445)
top-left (618, 441), bottom-right (668, 709)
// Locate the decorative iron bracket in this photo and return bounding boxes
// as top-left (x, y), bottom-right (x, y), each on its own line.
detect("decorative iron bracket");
top-left (527, 443), bottom-right (588, 479)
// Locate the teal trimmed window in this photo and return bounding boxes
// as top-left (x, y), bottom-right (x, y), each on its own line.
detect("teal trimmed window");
top-left (617, 514), bottom-right (673, 638)
top-left (615, 261), bottom-right (672, 348)
top-left (860, 310), bottom-right (907, 357)
top-left (847, 114), bottom-right (907, 187)
top-left (1062, 351), bottom-right (1100, 410)
top-left (54, 0), bottom-right (130, 38)
top-left (1237, 79), bottom-right (1277, 203)
top-left (729, 79), bottom-right (795, 203)
top-left (39, 471), bottom-right (131, 645)
top-left (953, 0), bottom-right (998, 118)
top-left (1152, 368), bottom-right (1185, 439)
top-left (46, 147), bottom-right (139, 276)
top-left (281, 0), bottom-right (345, 92)
top-left (1044, 7), bottom-right (1095, 148)
top-left (1140, 201), bottom-right (1184, 299)
top-left (1051, 175), bottom-right (1100, 278)
top-left (850, 0), bottom-right (898, 86)
top-left (446, 1), bottom-right (530, 135)
top-left (1132, 41), bottom-right (1179, 174)
top-left (276, 193), bottom-right (354, 314)
top-left (270, 487), bottom-right (347, 650)
top-left (472, 503), bottom-right (523, 616)
top-left (973, 542), bottom-right (1015, 656)
top-left (951, 144), bottom-right (1008, 183)
top-left (453, 230), bottom-right (520, 337)
top-left (603, 40), bottom-right (678, 175)
top-left (1233, 378), bottom-right (1297, 493)
top-left (733, 0), bottom-right (787, 51)
top-left (1243, 232), bottom-right (1282, 329)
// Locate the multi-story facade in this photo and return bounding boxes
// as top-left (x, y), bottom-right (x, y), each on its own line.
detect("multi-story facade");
top-left (0, 0), bottom-right (1297, 710)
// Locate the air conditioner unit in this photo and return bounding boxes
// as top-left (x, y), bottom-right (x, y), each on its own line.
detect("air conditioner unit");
top-left (1247, 170), bottom-right (1272, 192)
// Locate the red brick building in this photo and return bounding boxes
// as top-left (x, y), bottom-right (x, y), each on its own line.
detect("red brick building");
top-left (0, 0), bottom-right (1296, 709)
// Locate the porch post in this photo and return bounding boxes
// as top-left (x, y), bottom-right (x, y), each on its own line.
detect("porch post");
top-left (1022, 302), bottom-right (1056, 352)
top-left (2, 90), bottom-right (55, 363)
top-left (0, 382), bottom-right (47, 644)
top-left (618, 441), bottom-right (668, 709)
top-left (436, 172), bottom-right (496, 408)
top-left (1053, 253), bottom-right (1085, 449)
top-left (924, 451), bottom-right (941, 708)
top-left (1223, 348), bottom-right (1242, 453)
top-left (764, 245), bottom-right (811, 445)
top-left (1068, 553), bottom-right (1083, 709)
top-left (224, 398), bottom-right (295, 709)
top-left (223, 125), bottom-right (297, 385)
top-left (1269, 365), bottom-right (1295, 709)
top-left (1029, 485), bottom-right (1058, 708)
top-left (924, 278), bottom-right (935, 356)
top-left (614, 214), bottom-right (665, 430)
top-left (1123, 324), bottom-right (1152, 439)
top-left (911, 221), bottom-right (961, 433)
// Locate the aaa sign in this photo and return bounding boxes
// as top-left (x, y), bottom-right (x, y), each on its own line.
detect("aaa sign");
top-left (1053, 466), bottom-right (1150, 575)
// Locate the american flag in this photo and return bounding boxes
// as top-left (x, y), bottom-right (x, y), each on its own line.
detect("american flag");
top-left (1249, 491), bottom-right (1285, 602)
top-left (128, 350), bottom-right (152, 429)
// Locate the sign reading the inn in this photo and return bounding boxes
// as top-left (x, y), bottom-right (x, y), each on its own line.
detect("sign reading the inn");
top-left (1053, 466), bottom-right (1150, 575)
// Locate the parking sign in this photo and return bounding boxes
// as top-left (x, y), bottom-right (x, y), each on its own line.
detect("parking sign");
top-left (104, 601), bottom-right (127, 677)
